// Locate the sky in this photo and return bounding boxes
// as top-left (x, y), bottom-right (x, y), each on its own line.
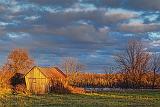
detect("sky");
top-left (0, 0), bottom-right (160, 73)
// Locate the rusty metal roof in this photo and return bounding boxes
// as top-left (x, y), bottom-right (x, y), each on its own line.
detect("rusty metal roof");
top-left (25, 66), bottom-right (66, 79)
top-left (37, 67), bottom-right (67, 79)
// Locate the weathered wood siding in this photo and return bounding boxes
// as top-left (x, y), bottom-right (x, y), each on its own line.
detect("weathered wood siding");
top-left (25, 67), bottom-right (50, 94)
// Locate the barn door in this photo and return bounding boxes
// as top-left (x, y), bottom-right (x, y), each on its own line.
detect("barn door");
top-left (28, 78), bottom-right (46, 94)
top-left (28, 78), bottom-right (37, 94)
top-left (36, 78), bottom-right (46, 94)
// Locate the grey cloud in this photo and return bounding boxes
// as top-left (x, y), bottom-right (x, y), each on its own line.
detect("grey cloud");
top-left (0, 5), bottom-right (6, 13)
top-left (21, 9), bottom-right (138, 29)
top-left (50, 9), bottom-right (137, 26)
top-left (0, 0), bottom-right (159, 72)
top-left (2, 2), bottom-right (138, 27)
top-left (51, 24), bottom-right (108, 43)
top-left (117, 23), bottom-right (160, 33)
top-left (18, 24), bottom-right (109, 49)
top-left (27, 0), bottom-right (77, 7)
top-left (127, 0), bottom-right (160, 11)
top-left (83, 0), bottom-right (122, 8)
top-left (84, 0), bottom-right (160, 11)
top-left (0, 24), bottom-right (109, 52)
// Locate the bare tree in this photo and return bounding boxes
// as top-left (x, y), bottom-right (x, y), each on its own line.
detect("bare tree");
top-left (60, 57), bottom-right (85, 86)
top-left (114, 39), bottom-right (151, 88)
top-left (61, 57), bottom-right (84, 75)
top-left (149, 53), bottom-right (160, 89)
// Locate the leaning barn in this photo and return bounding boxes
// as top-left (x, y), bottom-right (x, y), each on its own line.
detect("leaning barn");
top-left (24, 66), bottom-right (66, 94)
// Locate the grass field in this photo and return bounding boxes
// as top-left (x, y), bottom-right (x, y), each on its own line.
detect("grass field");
top-left (0, 90), bottom-right (160, 107)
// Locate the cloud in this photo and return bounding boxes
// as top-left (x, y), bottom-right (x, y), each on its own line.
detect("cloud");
top-left (150, 40), bottom-right (160, 47)
top-left (0, 0), bottom-right (159, 72)
top-left (1, 1), bottom-right (139, 28)
top-left (148, 32), bottom-right (160, 40)
top-left (16, 24), bottom-right (109, 47)
top-left (7, 32), bottom-right (30, 39)
top-left (51, 24), bottom-right (108, 44)
top-left (83, 0), bottom-right (122, 8)
top-left (127, 0), bottom-right (160, 11)
top-left (117, 22), bottom-right (160, 33)
top-left (22, 8), bottom-right (139, 29)
top-left (0, 5), bottom-right (6, 13)
top-left (27, 0), bottom-right (77, 7)
top-left (83, 0), bottom-right (160, 11)
top-left (24, 16), bottom-right (40, 21)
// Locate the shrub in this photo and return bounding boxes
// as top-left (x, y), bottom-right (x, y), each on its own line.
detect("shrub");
top-left (0, 71), bottom-right (14, 94)
top-left (15, 84), bottom-right (30, 95)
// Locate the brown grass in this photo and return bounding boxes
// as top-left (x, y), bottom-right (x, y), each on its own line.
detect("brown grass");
top-left (65, 85), bottom-right (85, 94)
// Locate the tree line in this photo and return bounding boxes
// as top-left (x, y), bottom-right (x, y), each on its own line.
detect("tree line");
top-left (114, 39), bottom-right (160, 89)
top-left (67, 39), bottom-right (160, 89)
top-left (0, 39), bottom-right (160, 94)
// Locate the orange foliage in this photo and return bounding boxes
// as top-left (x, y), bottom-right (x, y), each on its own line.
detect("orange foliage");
top-left (0, 67), bottom-right (15, 94)
top-left (7, 48), bottom-right (34, 74)
top-left (68, 72), bottom-right (119, 88)
top-left (68, 72), bottom-right (160, 89)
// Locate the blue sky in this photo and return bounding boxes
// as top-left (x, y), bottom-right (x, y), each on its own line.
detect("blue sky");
top-left (0, 0), bottom-right (160, 73)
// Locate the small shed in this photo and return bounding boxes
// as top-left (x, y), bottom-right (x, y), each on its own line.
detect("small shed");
top-left (24, 66), bottom-right (66, 94)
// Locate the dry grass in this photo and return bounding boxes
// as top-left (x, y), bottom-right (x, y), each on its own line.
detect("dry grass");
top-left (65, 85), bottom-right (85, 94)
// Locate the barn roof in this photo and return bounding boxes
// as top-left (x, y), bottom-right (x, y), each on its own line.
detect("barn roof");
top-left (25, 66), bottom-right (67, 79)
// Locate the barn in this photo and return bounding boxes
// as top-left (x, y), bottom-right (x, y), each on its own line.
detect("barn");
top-left (24, 66), bottom-right (66, 94)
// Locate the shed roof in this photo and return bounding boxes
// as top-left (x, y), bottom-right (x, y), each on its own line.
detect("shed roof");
top-left (25, 66), bottom-right (67, 79)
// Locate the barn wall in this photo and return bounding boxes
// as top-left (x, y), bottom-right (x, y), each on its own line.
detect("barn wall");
top-left (25, 67), bottom-right (50, 94)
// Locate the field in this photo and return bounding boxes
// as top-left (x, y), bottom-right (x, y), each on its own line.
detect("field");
top-left (0, 90), bottom-right (160, 107)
